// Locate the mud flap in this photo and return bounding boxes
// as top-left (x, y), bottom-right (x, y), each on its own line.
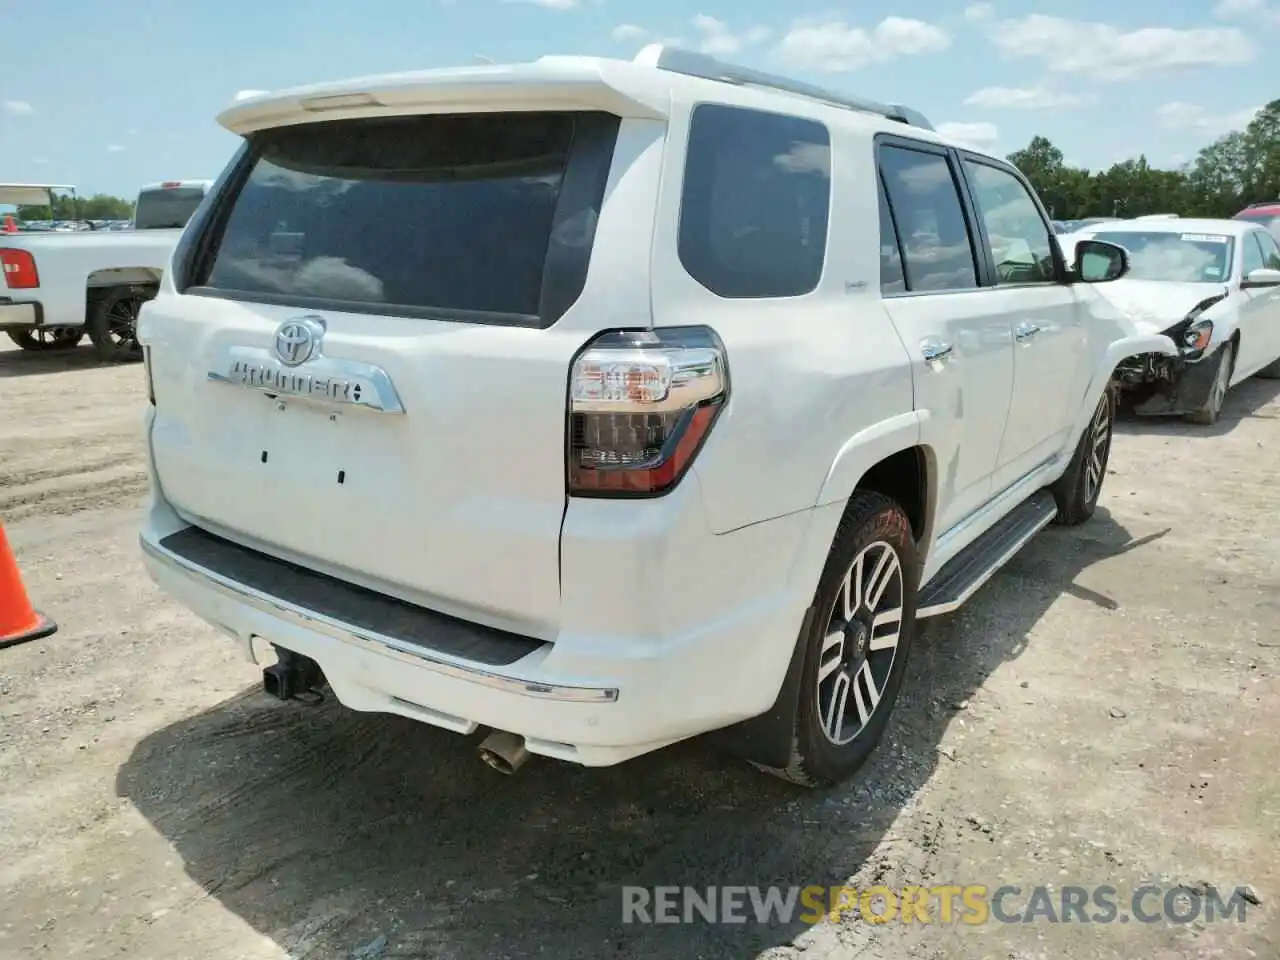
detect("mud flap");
top-left (705, 604), bottom-right (816, 768)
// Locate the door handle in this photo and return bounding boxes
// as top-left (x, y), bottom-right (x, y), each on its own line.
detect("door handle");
top-left (1014, 321), bottom-right (1042, 341)
top-left (921, 338), bottom-right (954, 362)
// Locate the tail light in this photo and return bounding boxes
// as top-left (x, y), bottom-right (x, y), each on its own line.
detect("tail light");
top-left (0, 248), bottom-right (39, 289)
top-left (568, 326), bottom-right (728, 497)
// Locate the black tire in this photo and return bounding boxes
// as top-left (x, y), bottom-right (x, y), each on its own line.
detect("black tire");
top-left (1050, 383), bottom-right (1114, 526)
top-left (1183, 340), bottom-right (1234, 425)
top-left (755, 491), bottom-right (919, 788)
top-left (86, 285), bottom-right (152, 363)
top-left (6, 327), bottom-right (84, 351)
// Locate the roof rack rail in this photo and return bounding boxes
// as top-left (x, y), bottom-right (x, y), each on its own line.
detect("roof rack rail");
top-left (633, 44), bottom-right (933, 131)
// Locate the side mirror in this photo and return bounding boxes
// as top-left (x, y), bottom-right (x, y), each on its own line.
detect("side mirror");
top-left (1074, 239), bottom-right (1128, 283)
top-left (1242, 267), bottom-right (1280, 288)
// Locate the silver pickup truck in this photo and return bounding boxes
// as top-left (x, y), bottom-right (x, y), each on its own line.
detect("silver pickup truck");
top-left (0, 179), bottom-right (210, 362)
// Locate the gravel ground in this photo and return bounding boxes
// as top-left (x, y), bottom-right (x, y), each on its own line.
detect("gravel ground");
top-left (0, 337), bottom-right (1276, 960)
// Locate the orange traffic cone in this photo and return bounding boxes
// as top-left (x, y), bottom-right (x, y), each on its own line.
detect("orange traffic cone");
top-left (0, 524), bottom-right (57, 649)
top-left (2, 214), bottom-right (16, 233)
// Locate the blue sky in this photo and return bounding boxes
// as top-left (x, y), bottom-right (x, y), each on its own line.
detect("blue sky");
top-left (0, 0), bottom-right (1273, 203)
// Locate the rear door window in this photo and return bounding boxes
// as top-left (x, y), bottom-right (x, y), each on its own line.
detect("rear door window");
top-left (188, 111), bottom-right (620, 326)
top-left (878, 174), bottom-right (906, 294)
top-left (677, 103), bottom-right (831, 299)
top-left (877, 144), bottom-right (978, 293)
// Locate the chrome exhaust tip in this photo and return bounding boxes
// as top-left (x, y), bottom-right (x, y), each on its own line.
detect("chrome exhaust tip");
top-left (478, 730), bottom-right (530, 774)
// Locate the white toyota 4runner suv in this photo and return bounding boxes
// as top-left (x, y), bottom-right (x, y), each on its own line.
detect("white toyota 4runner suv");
top-left (137, 46), bottom-right (1175, 787)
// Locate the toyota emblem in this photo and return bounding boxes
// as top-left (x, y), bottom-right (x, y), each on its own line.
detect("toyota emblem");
top-left (274, 316), bottom-right (325, 366)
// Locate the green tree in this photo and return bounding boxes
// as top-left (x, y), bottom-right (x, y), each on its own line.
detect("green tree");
top-left (15, 193), bottom-right (134, 221)
top-left (1008, 100), bottom-right (1278, 221)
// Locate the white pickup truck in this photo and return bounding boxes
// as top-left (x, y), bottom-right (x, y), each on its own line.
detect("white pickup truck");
top-left (0, 179), bottom-right (210, 361)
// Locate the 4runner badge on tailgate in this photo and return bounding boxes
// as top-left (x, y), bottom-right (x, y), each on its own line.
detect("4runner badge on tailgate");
top-left (205, 317), bottom-right (405, 413)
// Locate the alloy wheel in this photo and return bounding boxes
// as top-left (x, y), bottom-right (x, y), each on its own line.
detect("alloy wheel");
top-left (1083, 392), bottom-right (1111, 504)
top-left (1209, 349), bottom-right (1231, 416)
top-left (816, 540), bottom-right (904, 746)
top-left (104, 297), bottom-right (143, 351)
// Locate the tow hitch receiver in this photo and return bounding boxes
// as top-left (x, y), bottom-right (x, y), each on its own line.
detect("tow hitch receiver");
top-left (262, 645), bottom-right (326, 703)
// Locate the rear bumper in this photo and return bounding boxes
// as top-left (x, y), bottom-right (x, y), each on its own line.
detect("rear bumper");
top-left (0, 300), bottom-right (43, 330)
top-left (139, 494), bottom-right (825, 768)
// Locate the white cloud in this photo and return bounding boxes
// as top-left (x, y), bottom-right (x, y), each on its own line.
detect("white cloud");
top-left (965, 3), bottom-right (996, 20)
top-left (611, 23), bottom-right (648, 42)
top-left (503, 0), bottom-right (577, 9)
top-left (1213, 0), bottom-right (1280, 23)
top-left (691, 14), bottom-right (771, 55)
top-left (774, 16), bottom-right (950, 72)
top-left (2, 100), bottom-right (34, 116)
top-left (964, 86), bottom-right (1092, 109)
top-left (609, 24), bottom-right (685, 48)
top-left (1213, 0), bottom-right (1263, 15)
top-left (987, 15), bottom-right (1256, 80)
top-left (106, 144), bottom-right (125, 153)
top-left (936, 121), bottom-right (1000, 150)
top-left (1156, 101), bottom-right (1261, 136)
top-left (31, 157), bottom-right (49, 165)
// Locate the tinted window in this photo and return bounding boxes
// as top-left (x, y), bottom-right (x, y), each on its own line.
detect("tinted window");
top-left (878, 146), bottom-right (977, 292)
top-left (878, 175), bottom-right (905, 293)
top-left (1255, 230), bottom-right (1280, 270)
top-left (192, 111), bottom-right (618, 324)
top-left (1243, 231), bottom-right (1266, 276)
top-left (678, 104), bottom-right (830, 298)
top-left (134, 187), bottom-right (205, 229)
top-left (962, 161), bottom-right (1056, 284)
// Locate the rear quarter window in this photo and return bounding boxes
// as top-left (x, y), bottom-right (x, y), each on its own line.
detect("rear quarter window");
top-left (677, 103), bottom-right (831, 299)
top-left (186, 111), bottom-right (620, 327)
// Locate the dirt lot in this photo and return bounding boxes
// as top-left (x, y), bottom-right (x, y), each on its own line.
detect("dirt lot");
top-left (0, 336), bottom-right (1277, 960)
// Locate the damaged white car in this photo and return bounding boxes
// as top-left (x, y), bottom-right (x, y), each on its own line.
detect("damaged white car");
top-left (1072, 218), bottom-right (1280, 424)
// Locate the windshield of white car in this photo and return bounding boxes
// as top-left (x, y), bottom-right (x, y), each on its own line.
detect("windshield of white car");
top-left (133, 187), bottom-right (205, 229)
top-left (1086, 230), bottom-right (1234, 283)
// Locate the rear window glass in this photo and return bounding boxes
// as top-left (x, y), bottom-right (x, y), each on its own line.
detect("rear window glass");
top-left (134, 187), bottom-right (206, 229)
top-left (191, 112), bottom-right (617, 323)
top-left (678, 103), bottom-right (831, 299)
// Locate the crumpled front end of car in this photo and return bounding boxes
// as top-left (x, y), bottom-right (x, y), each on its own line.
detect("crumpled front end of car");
top-left (1112, 290), bottom-right (1235, 416)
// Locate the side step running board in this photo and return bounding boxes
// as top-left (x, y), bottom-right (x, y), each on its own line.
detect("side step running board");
top-left (917, 491), bottom-right (1058, 619)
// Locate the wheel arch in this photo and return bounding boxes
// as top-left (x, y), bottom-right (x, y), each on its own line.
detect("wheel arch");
top-left (1076, 333), bottom-right (1179, 440)
top-left (708, 434), bottom-right (936, 770)
top-left (86, 266), bottom-right (163, 290)
top-left (815, 412), bottom-right (936, 556)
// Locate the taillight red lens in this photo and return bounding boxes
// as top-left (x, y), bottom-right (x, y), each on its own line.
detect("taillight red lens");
top-left (0, 248), bottom-right (39, 289)
top-left (567, 327), bottom-right (728, 497)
